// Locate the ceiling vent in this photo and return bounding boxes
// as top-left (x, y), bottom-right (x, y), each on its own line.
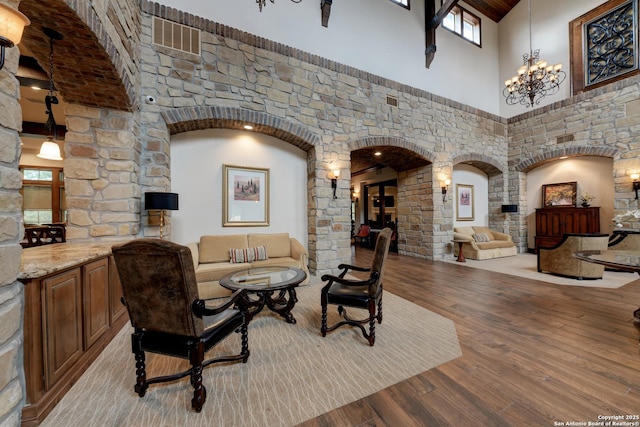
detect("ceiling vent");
top-left (153, 17), bottom-right (200, 55)
top-left (386, 96), bottom-right (398, 107)
top-left (556, 134), bottom-right (575, 144)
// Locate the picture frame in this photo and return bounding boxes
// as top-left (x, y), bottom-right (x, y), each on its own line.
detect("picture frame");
top-left (542, 181), bottom-right (577, 207)
top-left (456, 184), bottom-right (474, 221)
top-left (223, 164), bottom-right (269, 226)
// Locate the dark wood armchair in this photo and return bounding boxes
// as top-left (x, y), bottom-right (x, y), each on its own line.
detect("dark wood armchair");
top-left (21, 224), bottom-right (66, 248)
top-left (111, 238), bottom-right (250, 412)
top-left (321, 227), bottom-right (392, 346)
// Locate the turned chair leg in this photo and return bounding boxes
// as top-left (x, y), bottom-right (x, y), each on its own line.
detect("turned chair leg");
top-left (320, 294), bottom-right (328, 337)
top-left (134, 350), bottom-right (148, 397)
top-left (190, 342), bottom-right (206, 412)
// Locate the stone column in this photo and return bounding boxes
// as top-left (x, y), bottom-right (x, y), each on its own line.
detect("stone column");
top-left (0, 0), bottom-right (28, 421)
top-left (64, 105), bottom-right (140, 240)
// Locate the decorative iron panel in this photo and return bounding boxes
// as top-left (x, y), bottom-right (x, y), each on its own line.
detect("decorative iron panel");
top-left (584, 0), bottom-right (638, 86)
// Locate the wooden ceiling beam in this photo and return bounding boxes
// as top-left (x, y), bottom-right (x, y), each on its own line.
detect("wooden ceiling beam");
top-left (425, 0), bottom-right (459, 68)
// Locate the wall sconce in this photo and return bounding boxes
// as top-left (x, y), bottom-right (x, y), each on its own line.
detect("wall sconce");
top-left (331, 169), bottom-right (340, 199)
top-left (352, 190), bottom-right (359, 208)
top-left (0, 3), bottom-right (30, 71)
top-left (441, 178), bottom-right (451, 202)
top-left (632, 173), bottom-right (640, 199)
top-left (145, 192), bottom-right (179, 239)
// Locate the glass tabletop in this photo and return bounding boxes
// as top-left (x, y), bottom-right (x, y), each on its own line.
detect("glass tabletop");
top-left (220, 266), bottom-right (306, 291)
top-left (574, 250), bottom-right (640, 273)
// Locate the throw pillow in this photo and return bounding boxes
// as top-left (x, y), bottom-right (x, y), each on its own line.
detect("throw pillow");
top-left (472, 233), bottom-right (490, 243)
top-left (229, 246), bottom-right (269, 263)
top-left (247, 245), bottom-right (269, 261)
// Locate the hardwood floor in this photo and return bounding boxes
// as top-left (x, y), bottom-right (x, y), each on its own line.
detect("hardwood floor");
top-left (299, 248), bottom-right (640, 426)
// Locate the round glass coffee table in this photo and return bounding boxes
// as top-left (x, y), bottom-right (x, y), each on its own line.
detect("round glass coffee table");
top-left (219, 266), bottom-right (307, 324)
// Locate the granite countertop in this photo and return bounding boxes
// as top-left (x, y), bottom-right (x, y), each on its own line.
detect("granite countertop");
top-left (19, 240), bottom-right (130, 280)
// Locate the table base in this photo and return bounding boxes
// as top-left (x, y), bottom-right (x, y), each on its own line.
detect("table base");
top-left (241, 288), bottom-right (298, 324)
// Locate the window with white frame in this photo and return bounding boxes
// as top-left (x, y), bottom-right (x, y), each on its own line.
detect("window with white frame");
top-left (442, 5), bottom-right (481, 46)
top-left (390, 0), bottom-right (409, 9)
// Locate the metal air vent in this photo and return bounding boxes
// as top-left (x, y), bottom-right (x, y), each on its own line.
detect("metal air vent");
top-left (153, 17), bottom-right (200, 55)
top-left (556, 134), bottom-right (575, 144)
top-left (386, 96), bottom-right (398, 107)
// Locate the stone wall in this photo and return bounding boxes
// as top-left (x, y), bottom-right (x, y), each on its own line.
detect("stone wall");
top-left (508, 77), bottom-right (640, 226)
top-left (138, 1), bottom-right (510, 268)
top-left (0, 1), bottom-right (26, 424)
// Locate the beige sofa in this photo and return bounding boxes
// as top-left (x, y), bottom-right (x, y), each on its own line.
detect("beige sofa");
top-left (187, 233), bottom-right (309, 298)
top-left (453, 226), bottom-right (517, 260)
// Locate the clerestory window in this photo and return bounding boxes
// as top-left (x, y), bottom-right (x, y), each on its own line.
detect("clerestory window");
top-left (390, 0), bottom-right (409, 10)
top-left (443, 5), bottom-right (481, 47)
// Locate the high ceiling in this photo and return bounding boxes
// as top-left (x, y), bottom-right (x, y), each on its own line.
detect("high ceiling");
top-left (465, 0), bottom-right (521, 23)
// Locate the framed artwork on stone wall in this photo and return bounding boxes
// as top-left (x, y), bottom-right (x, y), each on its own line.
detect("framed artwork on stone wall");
top-left (542, 181), bottom-right (577, 207)
top-left (456, 184), bottom-right (474, 221)
top-left (222, 164), bottom-right (270, 226)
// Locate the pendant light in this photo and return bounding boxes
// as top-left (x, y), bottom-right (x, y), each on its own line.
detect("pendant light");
top-left (37, 27), bottom-right (63, 161)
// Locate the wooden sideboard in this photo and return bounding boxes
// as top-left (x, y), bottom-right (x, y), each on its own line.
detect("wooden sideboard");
top-left (19, 242), bottom-right (129, 426)
top-left (535, 206), bottom-right (600, 251)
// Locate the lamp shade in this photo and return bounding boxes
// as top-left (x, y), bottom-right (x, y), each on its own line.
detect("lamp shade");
top-left (37, 138), bottom-right (63, 161)
top-left (145, 192), bottom-right (178, 210)
top-left (501, 204), bottom-right (518, 213)
top-left (0, 3), bottom-right (30, 47)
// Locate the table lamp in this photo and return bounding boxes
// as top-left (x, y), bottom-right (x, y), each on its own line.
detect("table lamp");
top-left (145, 192), bottom-right (178, 239)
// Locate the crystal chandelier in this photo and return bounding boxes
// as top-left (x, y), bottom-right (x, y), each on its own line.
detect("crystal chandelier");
top-left (503, 0), bottom-right (566, 107)
top-left (256, 0), bottom-right (302, 12)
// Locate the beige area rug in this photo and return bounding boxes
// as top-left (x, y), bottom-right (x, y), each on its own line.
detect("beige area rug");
top-left (439, 253), bottom-right (639, 288)
top-left (40, 277), bottom-right (461, 427)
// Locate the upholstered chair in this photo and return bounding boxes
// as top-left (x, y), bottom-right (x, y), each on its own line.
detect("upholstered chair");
top-left (111, 238), bottom-right (250, 412)
top-left (537, 233), bottom-right (610, 279)
top-left (353, 224), bottom-right (372, 247)
top-left (321, 227), bottom-right (392, 346)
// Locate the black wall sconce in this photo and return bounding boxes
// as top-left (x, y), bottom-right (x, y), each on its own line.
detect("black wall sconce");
top-left (145, 192), bottom-right (179, 239)
top-left (440, 177), bottom-right (451, 202)
top-left (331, 169), bottom-right (340, 199)
top-left (632, 173), bottom-right (640, 199)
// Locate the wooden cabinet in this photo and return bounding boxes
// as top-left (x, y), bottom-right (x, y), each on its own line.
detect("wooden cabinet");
top-left (20, 252), bottom-right (128, 426)
top-left (42, 268), bottom-right (83, 389)
top-left (535, 207), bottom-right (600, 250)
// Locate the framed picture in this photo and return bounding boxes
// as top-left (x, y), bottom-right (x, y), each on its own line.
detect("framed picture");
top-left (542, 181), bottom-right (577, 207)
top-left (456, 184), bottom-right (474, 221)
top-left (223, 164), bottom-right (269, 226)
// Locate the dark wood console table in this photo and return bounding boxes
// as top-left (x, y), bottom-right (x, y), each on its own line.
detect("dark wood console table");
top-left (573, 250), bottom-right (640, 334)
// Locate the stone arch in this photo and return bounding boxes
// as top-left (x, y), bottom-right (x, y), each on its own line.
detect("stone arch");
top-left (452, 153), bottom-right (505, 176)
top-left (348, 136), bottom-right (436, 163)
top-left (162, 106), bottom-right (319, 151)
top-left (19, 0), bottom-right (133, 110)
top-left (513, 146), bottom-right (621, 172)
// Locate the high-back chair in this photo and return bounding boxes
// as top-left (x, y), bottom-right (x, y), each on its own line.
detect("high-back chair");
top-left (353, 224), bottom-right (371, 247)
top-left (320, 227), bottom-right (392, 346)
top-left (111, 238), bottom-right (250, 412)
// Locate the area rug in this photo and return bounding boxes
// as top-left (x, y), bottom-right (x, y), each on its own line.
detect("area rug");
top-left (439, 253), bottom-right (639, 288)
top-left (40, 278), bottom-right (461, 427)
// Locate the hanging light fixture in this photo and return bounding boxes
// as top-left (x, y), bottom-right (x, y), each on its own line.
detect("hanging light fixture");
top-left (37, 27), bottom-right (63, 161)
top-left (256, 0), bottom-right (302, 12)
top-left (0, 2), bottom-right (30, 71)
top-left (503, 0), bottom-right (566, 107)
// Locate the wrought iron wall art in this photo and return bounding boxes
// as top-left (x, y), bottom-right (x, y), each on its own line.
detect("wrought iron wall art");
top-left (584, 0), bottom-right (638, 87)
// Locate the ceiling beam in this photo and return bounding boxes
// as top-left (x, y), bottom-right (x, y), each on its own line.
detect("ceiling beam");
top-left (425, 0), bottom-right (459, 68)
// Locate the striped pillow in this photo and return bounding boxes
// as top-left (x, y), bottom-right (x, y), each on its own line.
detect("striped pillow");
top-left (229, 246), bottom-right (269, 263)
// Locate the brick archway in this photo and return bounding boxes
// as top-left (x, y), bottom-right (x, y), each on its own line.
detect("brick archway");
top-left (513, 146), bottom-right (620, 172)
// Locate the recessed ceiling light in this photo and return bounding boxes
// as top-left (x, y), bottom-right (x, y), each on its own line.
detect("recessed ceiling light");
top-left (374, 151), bottom-right (382, 156)
top-left (243, 125), bottom-right (253, 130)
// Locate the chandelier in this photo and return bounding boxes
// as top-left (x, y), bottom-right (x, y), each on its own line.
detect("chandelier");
top-left (256, 0), bottom-right (301, 12)
top-left (503, 0), bottom-right (566, 107)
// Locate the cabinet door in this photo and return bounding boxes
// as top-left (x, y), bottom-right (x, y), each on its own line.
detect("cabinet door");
top-left (83, 258), bottom-right (110, 348)
top-left (109, 256), bottom-right (127, 323)
top-left (43, 268), bottom-right (83, 389)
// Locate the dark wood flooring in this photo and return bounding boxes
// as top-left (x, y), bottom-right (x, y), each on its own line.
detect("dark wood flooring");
top-left (299, 247), bottom-right (640, 426)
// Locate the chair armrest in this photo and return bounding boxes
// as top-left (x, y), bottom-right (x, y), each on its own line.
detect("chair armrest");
top-left (192, 289), bottom-right (248, 317)
top-left (453, 232), bottom-right (472, 241)
top-left (290, 238), bottom-right (309, 272)
top-left (491, 231), bottom-right (512, 242)
top-left (321, 271), bottom-right (379, 289)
